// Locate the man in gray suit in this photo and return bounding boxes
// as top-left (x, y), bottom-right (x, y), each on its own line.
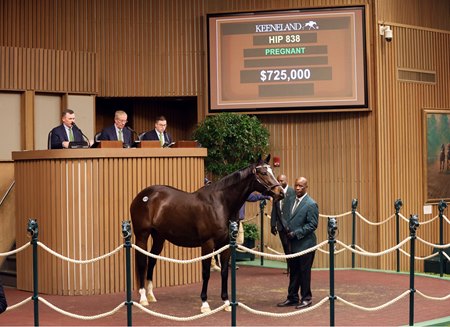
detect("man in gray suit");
top-left (276, 177), bottom-right (319, 310)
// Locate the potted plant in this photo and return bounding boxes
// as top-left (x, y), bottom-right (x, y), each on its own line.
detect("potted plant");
top-left (237, 222), bottom-right (260, 261)
top-left (192, 112), bottom-right (270, 178)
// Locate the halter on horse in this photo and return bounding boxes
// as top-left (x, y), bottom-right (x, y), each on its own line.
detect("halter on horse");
top-left (130, 155), bottom-right (284, 312)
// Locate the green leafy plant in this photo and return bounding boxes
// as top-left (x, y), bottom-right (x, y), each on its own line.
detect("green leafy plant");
top-left (192, 112), bottom-right (270, 178)
top-left (243, 222), bottom-right (260, 241)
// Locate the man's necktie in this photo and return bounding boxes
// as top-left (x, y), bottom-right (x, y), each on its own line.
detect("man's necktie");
top-left (118, 129), bottom-right (123, 142)
top-left (291, 198), bottom-right (300, 214)
top-left (69, 128), bottom-right (74, 142)
top-left (159, 132), bottom-right (164, 146)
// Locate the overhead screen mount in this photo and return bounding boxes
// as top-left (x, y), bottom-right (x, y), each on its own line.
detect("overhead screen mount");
top-left (207, 6), bottom-right (368, 113)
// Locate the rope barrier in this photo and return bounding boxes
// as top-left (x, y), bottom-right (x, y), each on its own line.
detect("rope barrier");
top-left (38, 297), bottom-right (125, 320)
top-left (37, 242), bottom-right (122, 264)
top-left (133, 301), bottom-right (229, 321)
top-left (238, 240), bottom-right (328, 260)
top-left (4, 296), bottom-right (32, 312)
top-left (132, 244), bottom-right (230, 263)
top-left (238, 296), bottom-right (329, 317)
top-left (444, 252), bottom-right (450, 261)
top-left (2, 206), bottom-right (449, 325)
top-left (319, 211), bottom-right (352, 218)
top-left (335, 237), bottom-right (411, 257)
top-left (417, 214), bottom-right (439, 225)
top-left (416, 237), bottom-right (450, 249)
top-left (0, 242), bottom-right (30, 257)
top-left (443, 214), bottom-right (450, 224)
top-left (416, 290), bottom-right (450, 301)
top-left (318, 245), bottom-right (347, 255)
top-left (355, 212), bottom-right (396, 225)
top-left (336, 290), bottom-right (410, 311)
top-left (398, 248), bottom-right (440, 260)
top-left (398, 213), bottom-right (413, 222)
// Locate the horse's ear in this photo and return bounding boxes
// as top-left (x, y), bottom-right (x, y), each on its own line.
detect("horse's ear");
top-left (264, 154), bottom-right (271, 164)
top-left (256, 154), bottom-right (262, 163)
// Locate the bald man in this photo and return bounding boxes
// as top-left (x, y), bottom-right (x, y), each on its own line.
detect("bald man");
top-left (277, 177), bottom-right (319, 310)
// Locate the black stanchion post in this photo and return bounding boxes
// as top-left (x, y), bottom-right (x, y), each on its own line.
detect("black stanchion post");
top-left (437, 200), bottom-right (447, 277)
top-left (351, 199), bottom-right (358, 269)
top-left (409, 214), bottom-right (419, 327)
top-left (259, 199), bottom-right (266, 266)
top-left (394, 199), bottom-right (403, 273)
top-left (229, 221), bottom-right (239, 327)
top-left (27, 219), bottom-right (39, 326)
top-left (122, 221), bottom-right (133, 327)
top-left (328, 217), bottom-right (338, 327)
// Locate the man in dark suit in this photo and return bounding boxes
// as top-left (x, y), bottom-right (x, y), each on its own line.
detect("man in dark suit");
top-left (98, 110), bottom-right (133, 147)
top-left (270, 174), bottom-right (296, 273)
top-left (0, 281), bottom-right (7, 314)
top-left (277, 176), bottom-right (319, 310)
top-left (141, 115), bottom-right (173, 147)
top-left (49, 109), bottom-right (84, 149)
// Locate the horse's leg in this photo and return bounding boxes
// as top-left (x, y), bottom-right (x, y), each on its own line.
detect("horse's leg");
top-left (200, 243), bottom-right (214, 313)
top-left (146, 232), bottom-right (165, 303)
top-left (219, 248), bottom-right (231, 311)
top-left (135, 233), bottom-right (150, 306)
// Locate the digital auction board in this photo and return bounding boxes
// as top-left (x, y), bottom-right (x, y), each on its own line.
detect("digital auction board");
top-left (207, 6), bottom-right (368, 113)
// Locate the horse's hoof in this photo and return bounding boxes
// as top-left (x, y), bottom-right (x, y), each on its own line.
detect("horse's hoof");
top-left (201, 306), bottom-right (211, 313)
top-left (139, 299), bottom-right (149, 306)
top-left (224, 300), bottom-right (231, 311)
top-left (200, 302), bottom-right (211, 313)
top-left (147, 294), bottom-right (157, 302)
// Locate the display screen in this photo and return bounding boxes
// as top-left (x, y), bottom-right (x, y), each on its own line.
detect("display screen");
top-left (207, 6), bottom-right (368, 113)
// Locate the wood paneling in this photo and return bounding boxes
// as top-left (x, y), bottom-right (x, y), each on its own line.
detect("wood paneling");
top-left (374, 21), bottom-right (450, 271)
top-left (0, 46), bottom-right (97, 93)
top-left (2, 0), bottom-right (450, 275)
top-left (13, 149), bottom-right (206, 295)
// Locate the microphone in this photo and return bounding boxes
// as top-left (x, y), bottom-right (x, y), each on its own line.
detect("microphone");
top-left (72, 122), bottom-right (91, 148)
top-left (126, 126), bottom-right (140, 142)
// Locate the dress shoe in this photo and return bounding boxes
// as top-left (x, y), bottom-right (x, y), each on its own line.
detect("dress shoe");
top-left (277, 299), bottom-right (299, 307)
top-left (296, 300), bottom-right (312, 309)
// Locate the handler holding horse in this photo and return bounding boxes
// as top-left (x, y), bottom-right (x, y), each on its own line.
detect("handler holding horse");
top-left (130, 155), bottom-right (284, 312)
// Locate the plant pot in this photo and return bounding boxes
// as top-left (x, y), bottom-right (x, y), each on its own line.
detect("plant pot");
top-left (236, 238), bottom-right (256, 261)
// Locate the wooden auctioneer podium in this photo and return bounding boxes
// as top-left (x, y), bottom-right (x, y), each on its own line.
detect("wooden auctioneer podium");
top-left (12, 143), bottom-right (206, 295)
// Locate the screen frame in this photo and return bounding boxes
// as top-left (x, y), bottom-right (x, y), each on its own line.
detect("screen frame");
top-left (206, 5), bottom-right (370, 114)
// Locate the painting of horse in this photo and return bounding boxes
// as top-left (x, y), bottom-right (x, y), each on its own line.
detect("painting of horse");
top-left (130, 155), bottom-right (284, 312)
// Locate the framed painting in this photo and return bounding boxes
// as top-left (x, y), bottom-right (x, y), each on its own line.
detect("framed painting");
top-left (423, 109), bottom-right (450, 202)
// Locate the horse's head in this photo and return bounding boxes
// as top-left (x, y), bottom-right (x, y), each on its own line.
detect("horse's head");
top-left (253, 155), bottom-right (284, 202)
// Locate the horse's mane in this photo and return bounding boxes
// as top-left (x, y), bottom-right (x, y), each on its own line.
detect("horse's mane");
top-left (209, 163), bottom-right (255, 190)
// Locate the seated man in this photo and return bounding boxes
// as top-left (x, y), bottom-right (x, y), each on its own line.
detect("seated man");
top-left (98, 110), bottom-right (133, 147)
top-left (141, 115), bottom-right (173, 147)
top-left (49, 109), bottom-right (84, 149)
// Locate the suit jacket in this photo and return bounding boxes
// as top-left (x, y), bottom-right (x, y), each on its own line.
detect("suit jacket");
top-left (50, 124), bottom-right (84, 149)
top-left (270, 186), bottom-right (295, 231)
top-left (283, 193), bottom-right (319, 253)
top-left (98, 124), bottom-right (133, 146)
top-left (0, 283), bottom-right (8, 313)
top-left (141, 129), bottom-right (172, 145)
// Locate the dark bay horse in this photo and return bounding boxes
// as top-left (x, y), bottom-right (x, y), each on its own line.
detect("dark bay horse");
top-left (130, 155), bottom-right (284, 312)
